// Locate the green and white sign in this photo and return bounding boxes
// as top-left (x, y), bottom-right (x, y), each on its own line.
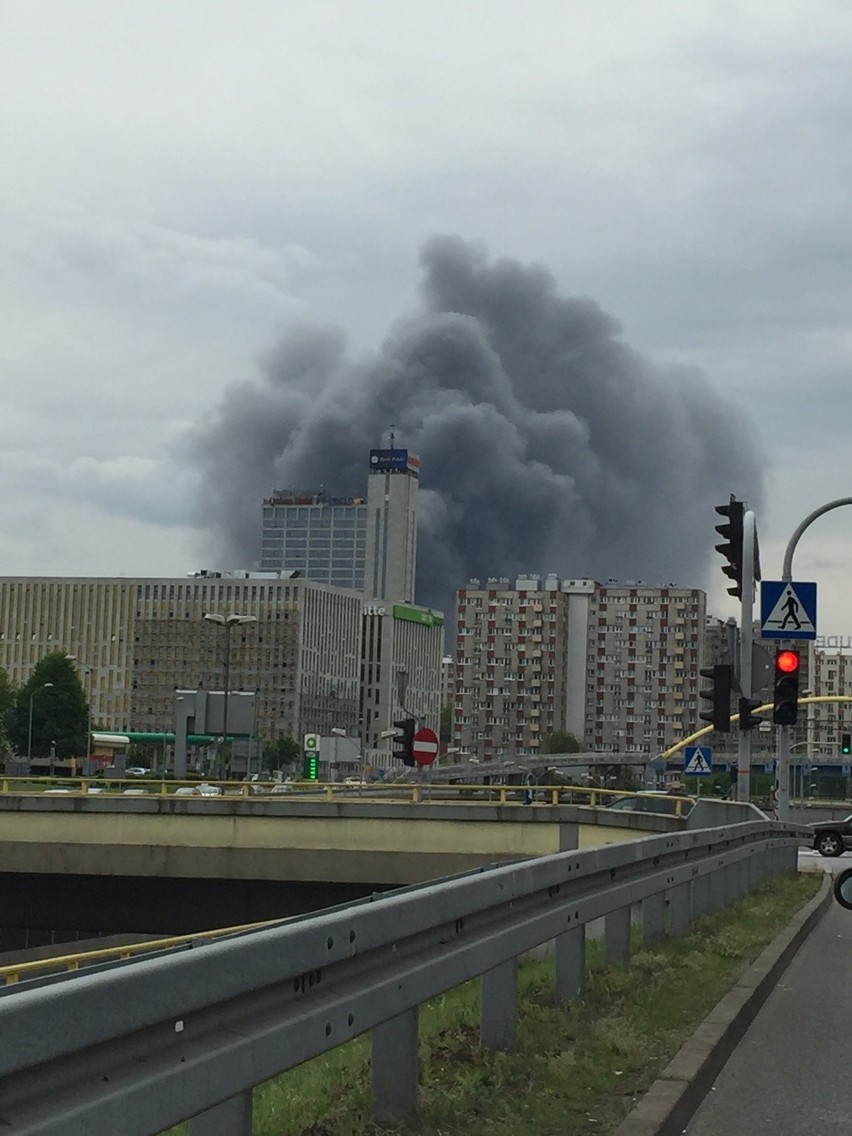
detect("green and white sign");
top-left (393, 604), bottom-right (444, 627)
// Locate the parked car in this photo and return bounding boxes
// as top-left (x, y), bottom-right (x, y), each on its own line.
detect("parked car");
top-left (125, 767), bottom-right (152, 777)
top-left (174, 783), bottom-right (222, 797)
top-left (606, 791), bottom-right (695, 817)
top-left (808, 815), bottom-right (852, 857)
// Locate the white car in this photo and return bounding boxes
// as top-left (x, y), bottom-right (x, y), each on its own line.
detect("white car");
top-left (174, 783), bottom-right (222, 797)
top-left (125, 767), bottom-right (151, 777)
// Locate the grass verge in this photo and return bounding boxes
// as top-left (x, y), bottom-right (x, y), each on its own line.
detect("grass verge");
top-left (165, 872), bottom-right (822, 1136)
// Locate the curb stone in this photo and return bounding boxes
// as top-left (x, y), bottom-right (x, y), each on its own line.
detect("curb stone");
top-left (610, 871), bottom-right (832, 1136)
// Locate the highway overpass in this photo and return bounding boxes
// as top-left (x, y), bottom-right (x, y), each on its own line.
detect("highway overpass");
top-left (0, 792), bottom-right (757, 941)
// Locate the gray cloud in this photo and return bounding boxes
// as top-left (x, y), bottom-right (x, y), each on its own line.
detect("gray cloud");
top-left (189, 235), bottom-right (764, 613)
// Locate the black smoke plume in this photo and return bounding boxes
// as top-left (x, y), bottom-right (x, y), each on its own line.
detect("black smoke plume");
top-left (189, 235), bottom-right (764, 616)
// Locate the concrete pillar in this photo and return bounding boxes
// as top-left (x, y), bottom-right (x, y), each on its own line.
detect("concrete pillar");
top-left (668, 883), bottom-right (691, 938)
top-left (554, 925), bottom-right (585, 1003)
top-left (642, 892), bottom-right (666, 945)
top-left (480, 958), bottom-right (518, 1051)
top-left (189, 1091), bottom-right (252, 1136)
top-left (605, 906), bottom-right (631, 967)
top-left (691, 874), bottom-right (710, 919)
top-left (708, 867), bottom-right (727, 914)
top-left (372, 1007), bottom-right (419, 1124)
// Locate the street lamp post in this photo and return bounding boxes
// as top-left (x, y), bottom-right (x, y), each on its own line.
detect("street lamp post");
top-left (27, 683), bottom-right (54, 765)
top-left (203, 612), bottom-right (258, 780)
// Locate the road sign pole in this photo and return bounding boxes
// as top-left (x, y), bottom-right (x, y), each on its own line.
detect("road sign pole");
top-left (736, 509), bottom-right (756, 804)
top-left (773, 499), bottom-right (851, 821)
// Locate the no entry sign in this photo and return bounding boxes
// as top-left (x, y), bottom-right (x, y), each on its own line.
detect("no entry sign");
top-left (412, 727), bottom-right (439, 766)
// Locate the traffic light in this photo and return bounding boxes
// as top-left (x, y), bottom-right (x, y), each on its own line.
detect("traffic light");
top-left (842, 733), bottom-right (851, 756)
top-left (698, 664), bottom-right (732, 732)
top-left (393, 718), bottom-right (416, 766)
top-left (772, 648), bottom-right (800, 726)
top-left (715, 497), bottom-right (745, 599)
top-left (738, 695), bottom-right (763, 731)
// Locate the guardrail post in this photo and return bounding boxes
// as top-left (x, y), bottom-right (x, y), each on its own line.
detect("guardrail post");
top-left (372, 1006), bottom-right (419, 1123)
top-left (554, 926), bottom-right (585, 1002)
top-left (189, 1090), bottom-right (252, 1135)
top-left (480, 958), bottom-right (518, 1050)
top-left (642, 891), bottom-right (665, 945)
top-left (605, 906), bottom-right (631, 966)
top-left (667, 882), bottom-right (690, 937)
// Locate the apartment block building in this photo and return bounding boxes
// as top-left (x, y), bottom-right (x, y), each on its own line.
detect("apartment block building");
top-left (451, 576), bottom-right (710, 763)
top-left (451, 575), bottom-right (584, 760)
top-left (807, 645), bottom-right (852, 756)
top-left (584, 584), bottom-right (707, 754)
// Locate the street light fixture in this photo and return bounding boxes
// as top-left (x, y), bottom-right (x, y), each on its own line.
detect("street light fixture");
top-left (203, 612), bottom-right (258, 779)
top-left (27, 683), bottom-right (54, 764)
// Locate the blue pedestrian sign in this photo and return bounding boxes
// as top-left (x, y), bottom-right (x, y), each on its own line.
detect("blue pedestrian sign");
top-left (684, 746), bottom-right (713, 775)
top-left (760, 580), bottom-right (817, 640)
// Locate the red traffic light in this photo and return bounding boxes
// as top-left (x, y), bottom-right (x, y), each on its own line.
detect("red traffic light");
top-left (776, 649), bottom-right (800, 674)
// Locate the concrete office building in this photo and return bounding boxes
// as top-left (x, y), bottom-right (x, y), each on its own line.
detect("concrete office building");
top-left (0, 573), bottom-right (362, 743)
top-left (0, 572), bottom-right (444, 760)
top-left (260, 448), bottom-right (419, 603)
top-left (360, 600), bottom-right (445, 764)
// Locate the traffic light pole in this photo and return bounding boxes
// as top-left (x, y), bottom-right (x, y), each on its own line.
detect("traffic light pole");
top-left (775, 498), bottom-right (852, 822)
top-left (736, 509), bottom-right (757, 803)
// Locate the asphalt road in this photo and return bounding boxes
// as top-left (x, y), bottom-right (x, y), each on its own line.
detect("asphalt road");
top-left (685, 851), bottom-right (851, 1135)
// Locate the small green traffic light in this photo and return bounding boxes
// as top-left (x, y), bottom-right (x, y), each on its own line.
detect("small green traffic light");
top-left (842, 733), bottom-right (851, 756)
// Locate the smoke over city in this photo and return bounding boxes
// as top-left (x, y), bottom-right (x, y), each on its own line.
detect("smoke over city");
top-left (189, 235), bottom-right (764, 616)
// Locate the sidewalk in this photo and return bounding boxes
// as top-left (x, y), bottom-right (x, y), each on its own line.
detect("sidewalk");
top-left (684, 879), bottom-right (850, 1134)
top-left (614, 861), bottom-right (836, 1136)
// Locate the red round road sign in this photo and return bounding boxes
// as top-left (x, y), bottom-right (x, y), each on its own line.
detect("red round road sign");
top-left (412, 727), bottom-right (439, 766)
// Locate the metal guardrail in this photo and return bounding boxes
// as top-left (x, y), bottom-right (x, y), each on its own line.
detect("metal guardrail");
top-left (0, 819), bottom-right (797, 1135)
top-left (0, 917), bottom-right (286, 989)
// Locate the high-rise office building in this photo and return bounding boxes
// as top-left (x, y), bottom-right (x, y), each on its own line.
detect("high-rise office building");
top-left (260, 448), bottom-right (419, 603)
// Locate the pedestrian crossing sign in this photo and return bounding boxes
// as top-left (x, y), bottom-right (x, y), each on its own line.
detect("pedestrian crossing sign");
top-left (684, 746), bottom-right (713, 775)
top-left (760, 580), bottom-right (817, 640)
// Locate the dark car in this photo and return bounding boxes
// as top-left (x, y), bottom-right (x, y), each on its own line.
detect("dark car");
top-left (606, 792), bottom-right (694, 817)
top-left (809, 815), bottom-right (852, 857)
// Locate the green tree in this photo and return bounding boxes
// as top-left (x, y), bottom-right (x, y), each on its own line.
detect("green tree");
top-left (440, 704), bottom-right (452, 745)
top-left (0, 667), bottom-right (16, 762)
top-left (262, 734), bottom-right (302, 772)
top-left (10, 652), bottom-right (89, 759)
top-left (540, 730), bottom-right (582, 754)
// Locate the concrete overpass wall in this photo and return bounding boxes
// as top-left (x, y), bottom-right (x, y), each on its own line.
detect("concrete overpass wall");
top-left (0, 796), bottom-right (681, 887)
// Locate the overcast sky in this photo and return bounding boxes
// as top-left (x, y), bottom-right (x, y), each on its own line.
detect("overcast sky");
top-left (3, 1), bottom-right (852, 638)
